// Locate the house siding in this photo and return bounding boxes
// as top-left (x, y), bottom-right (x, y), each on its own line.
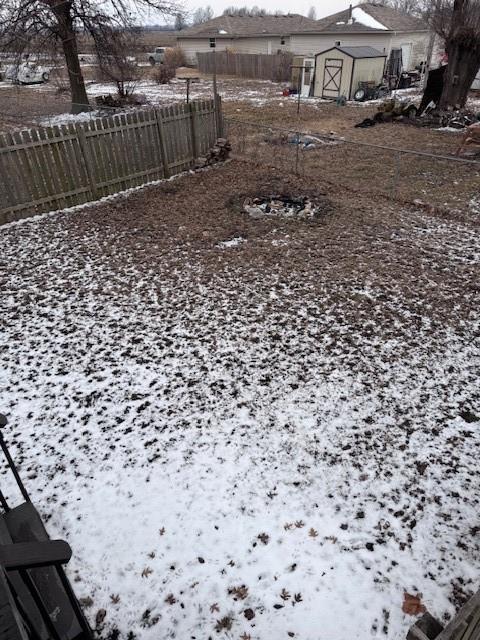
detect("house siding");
top-left (290, 31), bottom-right (429, 69)
top-left (389, 32), bottom-right (430, 68)
top-left (177, 36), bottom-right (290, 64)
top-left (178, 31), bottom-right (430, 70)
top-left (290, 32), bottom-right (391, 58)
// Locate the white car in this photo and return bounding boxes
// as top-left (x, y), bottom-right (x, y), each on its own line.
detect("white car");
top-left (4, 62), bottom-right (51, 84)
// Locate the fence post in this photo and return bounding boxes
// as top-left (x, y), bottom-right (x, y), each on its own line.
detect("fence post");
top-left (154, 108), bottom-right (170, 179)
top-left (294, 132), bottom-right (300, 176)
top-left (76, 125), bottom-right (98, 200)
top-left (189, 102), bottom-right (198, 162)
top-left (215, 95), bottom-right (224, 139)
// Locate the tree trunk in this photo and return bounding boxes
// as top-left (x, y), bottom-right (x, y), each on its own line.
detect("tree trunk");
top-left (439, 40), bottom-right (480, 108)
top-left (439, 0), bottom-right (480, 109)
top-left (52, 2), bottom-right (90, 114)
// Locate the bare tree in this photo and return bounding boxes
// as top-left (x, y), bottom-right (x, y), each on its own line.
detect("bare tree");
top-left (95, 28), bottom-right (143, 100)
top-left (0, 0), bottom-right (181, 113)
top-left (429, 0), bottom-right (480, 108)
top-left (307, 6), bottom-right (317, 19)
top-left (192, 6), bottom-right (213, 24)
top-left (381, 0), bottom-right (424, 15)
top-left (175, 11), bottom-right (187, 30)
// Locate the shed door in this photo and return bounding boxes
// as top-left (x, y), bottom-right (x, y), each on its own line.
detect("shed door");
top-left (322, 58), bottom-right (343, 98)
top-left (301, 58), bottom-right (315, 97)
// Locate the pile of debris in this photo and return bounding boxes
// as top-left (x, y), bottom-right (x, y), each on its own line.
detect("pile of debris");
top-left (194, 138), bottom-right (231, 169)
top-left (94, 93), bottom-right (147, 108)
top-left (243, 194), bottom-right (320, 219)
top-left (264, 131), bottom-right (337, 149)
top-left (417, 109), bottom-right (480, 129)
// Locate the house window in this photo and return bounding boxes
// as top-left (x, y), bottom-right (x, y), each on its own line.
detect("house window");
top-left (335, 40), bottom-right (341, 46)
top-left (280, 37), bottom-right (286, 45)
top-left (209, 37), bottom-right (216, 48)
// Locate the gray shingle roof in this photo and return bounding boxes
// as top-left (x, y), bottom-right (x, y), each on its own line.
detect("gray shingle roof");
top-left (178, 14), bottom-right (320, 38)
top-left (332, 45), bottom-right (387, 58)
top-left (309, 3), bottom-right (428, 33)
top-left (176, 3), bottom-right (429, 40)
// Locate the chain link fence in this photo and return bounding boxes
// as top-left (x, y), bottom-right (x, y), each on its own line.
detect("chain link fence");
top-left (225, 118), bottom-right (480, 213)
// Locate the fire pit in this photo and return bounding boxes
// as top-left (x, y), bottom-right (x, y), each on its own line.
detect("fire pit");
top-left (243, 194), bottom-right (321, 219)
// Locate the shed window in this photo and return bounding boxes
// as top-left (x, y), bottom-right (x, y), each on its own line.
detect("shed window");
top-left (280, 37), bottom-right (286, 45)
top-left (335, 40), bottom-right (341, 46)
top-left (209, 37), bottom-right (216, 48)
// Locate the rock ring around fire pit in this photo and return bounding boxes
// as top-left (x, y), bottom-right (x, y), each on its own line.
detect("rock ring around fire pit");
top-left (238, 192), bottom-right (332, 221)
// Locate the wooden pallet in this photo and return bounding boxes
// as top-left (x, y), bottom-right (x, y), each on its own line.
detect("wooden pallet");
top-left (408, 592), bottom-right (480, 640)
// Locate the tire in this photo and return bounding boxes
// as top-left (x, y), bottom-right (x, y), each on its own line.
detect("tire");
top-left (41, 71), bottom-right (50, 82)
top-left (149, 57), bottom-right (156, 66)
top-left (354, 89), bottom-right (366, 102)
top-left (406, 105), bottom-right (417, 120)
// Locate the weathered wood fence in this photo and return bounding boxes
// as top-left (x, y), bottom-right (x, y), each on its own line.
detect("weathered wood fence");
top-left (197, 51), bottom-right (293, 82)
top-left (0, 98), bottom-right (221, 224)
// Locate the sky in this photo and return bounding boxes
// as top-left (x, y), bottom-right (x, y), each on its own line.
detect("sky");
top-left (185, 0), bottom-right (353, 18)
top-left (145, 0), bottom-right (354, 24)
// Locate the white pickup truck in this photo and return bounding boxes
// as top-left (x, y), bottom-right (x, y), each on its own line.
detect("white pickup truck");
top-left (147, 47), bottom-right (167, 65)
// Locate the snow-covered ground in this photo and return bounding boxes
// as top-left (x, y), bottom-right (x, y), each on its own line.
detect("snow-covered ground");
top-left (0, 167), bottom-right (479, 640)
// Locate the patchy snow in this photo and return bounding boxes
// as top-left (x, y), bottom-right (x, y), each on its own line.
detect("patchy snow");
top-left (437, 127), bottom-right (464, 133)
top-left (217, 236), bottom-right (247, 248)
top-left (352, 7), bottom-right (388, 30)
top-left (0, 171), bottom-right (479, 640)
top-left (36, 111), bottom-right (102, 127)
top-left (86, 78), bottom-right (294, 108)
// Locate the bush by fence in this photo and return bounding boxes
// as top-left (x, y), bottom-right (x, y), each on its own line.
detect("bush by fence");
top-left (0, 98), bottom-right (222, 224)
top-left (197, 51), bottom-right (293, 82)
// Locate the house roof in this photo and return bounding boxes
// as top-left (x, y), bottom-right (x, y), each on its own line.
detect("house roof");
top-left (176, 3), bottom-right (429, 41)
top-left (306, 2), bottom-right (428, 34)
top-left (177, 14), bottom-right (320, 39)
top-left (322, 45), bottom-right (386, 58)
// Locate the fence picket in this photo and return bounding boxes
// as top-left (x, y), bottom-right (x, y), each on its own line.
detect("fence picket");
top-left (0, 99), bottom-right (218, 224)
top-left (197, 51), bottom-right (292, 82)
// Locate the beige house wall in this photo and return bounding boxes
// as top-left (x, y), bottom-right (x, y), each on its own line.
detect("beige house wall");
top-left (291, 32), bottom-right (391, 58)
top-left (177, 36), bottom-right (290, 64)
top-left (178, 30), bottom-right (430, 70)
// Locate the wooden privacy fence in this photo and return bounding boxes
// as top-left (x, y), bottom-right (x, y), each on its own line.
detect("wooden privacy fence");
top-left (197, 51), bottom-right (293, 82)
top-left (0, 98), bottom-right (221, 224)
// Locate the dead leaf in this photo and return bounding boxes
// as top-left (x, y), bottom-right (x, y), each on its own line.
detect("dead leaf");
top-left (229, 585), bottom-right (249, 600)
top-left (141, 567), bottom-right (153, 578)
top-left (95, 609), bottom-right (106, 626)
top-left (210, 603), bottom-right (220, 613)
top-left (280, 588), bottom-right (291, 600)
top-left (308, 528), bottom-right (318, 538)
top-left (165, 593), bottom-right (176, 605)
top-left (215, 616), bottom-right (233, 632)
top-left (402, 592), bottom-right (426, 616)
top-left (109, 594), bottom-right (120, 604)
top-left (159, 527), bottom-right (166, 536)
top-left (257, 532), bottom-right (270, 544)
top-left (295, 520), bottom-right (305, 529)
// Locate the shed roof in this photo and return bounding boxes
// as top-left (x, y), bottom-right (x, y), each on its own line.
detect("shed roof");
top-left (333, 45), bottom-right (386, 58)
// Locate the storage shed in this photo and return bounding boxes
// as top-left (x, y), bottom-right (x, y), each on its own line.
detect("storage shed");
top-left (314, 46), bottom-right (386, 100)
